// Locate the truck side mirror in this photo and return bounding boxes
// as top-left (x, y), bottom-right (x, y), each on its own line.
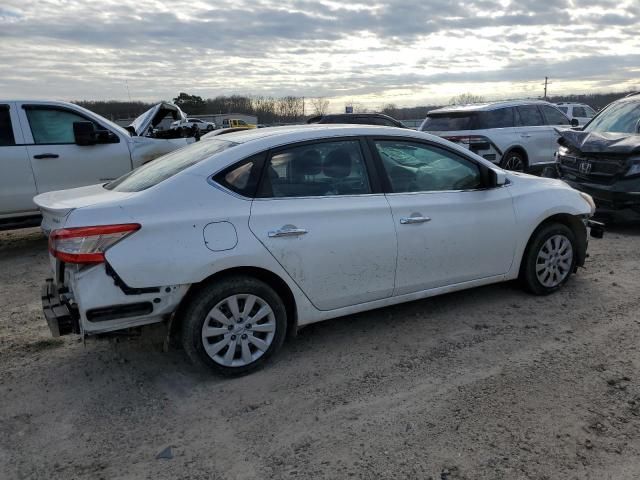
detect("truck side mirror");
top-left (73, 121), bottom-right (97, 146)
top-left (570, 118), bottom-right (579, 127)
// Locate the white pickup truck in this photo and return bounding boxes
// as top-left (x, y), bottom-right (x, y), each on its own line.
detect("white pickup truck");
top-left (0, 100), bottom-right (194, 229)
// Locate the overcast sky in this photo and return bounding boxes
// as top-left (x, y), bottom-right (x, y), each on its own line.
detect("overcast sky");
top-left (1, 0), bottom-right (638, 110)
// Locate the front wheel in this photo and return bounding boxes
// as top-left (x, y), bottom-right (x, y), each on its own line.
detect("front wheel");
top-left (520, 223), bottom-right (577, 295)
top-left (181, 276), bottom-right (287, 376)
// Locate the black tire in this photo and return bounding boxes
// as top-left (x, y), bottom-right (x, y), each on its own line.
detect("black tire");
top-left (520, 223), bottom-right (577, 295)
top-left (500, 150), bottom-right (527, 172)
top-left (206, 124), bottom-right (214, 131)
top-left (181, 276), bottom-right (287, 376)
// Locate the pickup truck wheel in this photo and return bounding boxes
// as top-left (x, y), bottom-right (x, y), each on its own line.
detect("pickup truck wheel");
top-left (181, 276), bottom-right (287, 376)
top-left (501, 151), bottom-right (527, 172)
top-left (520, 223), bottom-right (576, 295)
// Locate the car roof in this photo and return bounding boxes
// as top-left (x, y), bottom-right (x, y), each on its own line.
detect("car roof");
top-left (429, 99), bottom-right (555, 114)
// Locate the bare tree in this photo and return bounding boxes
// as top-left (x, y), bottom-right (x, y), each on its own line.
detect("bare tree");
top-left (380, 103), bottom-right (399, 118)
top-left (449, 93), bottom-right (485, 105)
top-left (310, 97), bottom-right (330, 116)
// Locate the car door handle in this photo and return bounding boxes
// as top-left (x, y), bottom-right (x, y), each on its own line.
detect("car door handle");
top-left (268, 226), bottom-right (308, 238)
top-left (33, 153), bottom-right (59, 159)
top-left (400, 216), bottom-right (431, 225)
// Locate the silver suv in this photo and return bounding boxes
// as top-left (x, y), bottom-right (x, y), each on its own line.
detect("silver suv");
top-left (420, 100), bottom-right (573, 172)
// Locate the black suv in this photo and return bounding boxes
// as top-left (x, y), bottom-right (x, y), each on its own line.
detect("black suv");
top-left (306, 113), bottom-right (406, 128)
top-left (557, 93), bottom-right (640, 216)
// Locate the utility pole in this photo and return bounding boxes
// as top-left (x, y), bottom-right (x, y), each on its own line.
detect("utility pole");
top-left (543, 77), bottom-right (550, 100)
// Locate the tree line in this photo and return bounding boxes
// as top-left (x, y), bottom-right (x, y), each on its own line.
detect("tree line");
top-left (76, 90), bottom-right (635, 124)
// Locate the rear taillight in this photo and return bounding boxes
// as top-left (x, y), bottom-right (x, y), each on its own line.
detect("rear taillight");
top-left (443, 135), bottom-right (491, 151)
top-left (49, 224), bottom-right (140, 264)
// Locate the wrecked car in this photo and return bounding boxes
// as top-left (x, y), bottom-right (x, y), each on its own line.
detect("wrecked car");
top-left (0, 100), bottom-right (195, 230)
top-left (557, 93), bottom-right (640, 216)
top-left (35, 125), bottom-right (600, 376)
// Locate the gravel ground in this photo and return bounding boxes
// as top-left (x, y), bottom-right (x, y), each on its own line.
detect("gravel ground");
top-left (1, 224), bottom-right (639, 480)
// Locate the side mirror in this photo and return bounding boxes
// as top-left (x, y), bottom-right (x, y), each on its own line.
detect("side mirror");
top-left (492, 169), bottom-right (507, 186)
top-left (570, 118), bottom-right (580, 127)
top-left (73, 121), bottom-right (97, 146)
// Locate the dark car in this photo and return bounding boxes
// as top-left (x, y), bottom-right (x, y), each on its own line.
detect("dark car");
top-left (306, 113), bottom-right (406, 128)
top-left (557, 93), bottom-right (640, 216)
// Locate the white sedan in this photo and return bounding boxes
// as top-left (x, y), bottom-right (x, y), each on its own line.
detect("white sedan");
top-left (35, 125), bottom-right (599, 375)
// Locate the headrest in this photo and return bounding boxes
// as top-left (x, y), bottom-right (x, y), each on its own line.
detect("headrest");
top-left (291, 149), bottom-right (322, 176)
top-left (323, 148), bottom-right (352, 178)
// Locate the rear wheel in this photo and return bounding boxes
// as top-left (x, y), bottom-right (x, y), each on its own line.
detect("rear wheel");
top-left (520, 223), bottom-right (576, 295)
top-left (501, 151), bottom-right (527, 172)
top-left (181, 276), bottom-right (287, 376)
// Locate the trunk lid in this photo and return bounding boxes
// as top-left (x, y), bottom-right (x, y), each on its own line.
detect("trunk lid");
top-left (34, 184), bottom-right (135, 234)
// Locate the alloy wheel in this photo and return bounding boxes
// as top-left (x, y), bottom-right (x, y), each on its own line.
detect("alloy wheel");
top-left (503, 154), bottom-right (525, 172)
top-left (535, 234), bottom-right (573, 288)
top-left (201, 294), bottom-right (276, 367)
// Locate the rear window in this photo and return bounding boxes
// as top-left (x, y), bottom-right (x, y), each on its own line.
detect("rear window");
top-left (105, 139), bottom-right (237, 192)
top-left (421, 114), bottom-right (476, 131)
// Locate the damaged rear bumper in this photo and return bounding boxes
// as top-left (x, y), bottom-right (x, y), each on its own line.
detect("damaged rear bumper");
top-left (41, 278), bottom-right (80, 337)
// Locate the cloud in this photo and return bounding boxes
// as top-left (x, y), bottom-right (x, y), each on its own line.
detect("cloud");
top-left (0, 0), bottom-right (638, 106)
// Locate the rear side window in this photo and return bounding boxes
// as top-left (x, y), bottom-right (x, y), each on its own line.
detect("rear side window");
top-left (25, 107), bottom-right (92, 144)
top-left (516, 105), bottom-right (545, 126)
top-left (421, 114), bottom-right (476, 131)
top-left (573, 107), bottom-right (587, 117)
top-left (258, 140), bottom-right (371, 198)
top-left (477, 108), bottom-right (514, 129)
top-left (0, 105), bottom-right (15, 146)
top-left (557, 106), bottom-right (569, 114)
top-left (540, 105), bottom-right (571, 125)
top-left (106, 139), bottom-right (237, 192)
top-left (214, 153), bottom-right (265, 197)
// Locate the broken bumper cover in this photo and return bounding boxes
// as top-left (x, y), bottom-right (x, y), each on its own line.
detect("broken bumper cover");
top-left (41, 278), bottom-right (80, 337)
top-left (561, 177), bottom-right (640, 213)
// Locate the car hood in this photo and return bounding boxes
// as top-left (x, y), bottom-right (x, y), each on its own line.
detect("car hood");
top-left (128, 102), bottom-right (187, 137)
top-left (557, 129), bottom-right (640, 155)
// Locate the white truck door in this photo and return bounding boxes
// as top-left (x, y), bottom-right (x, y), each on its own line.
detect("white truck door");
top-left (18, 103), bottom-right (133, 194)
top-left (0, 102), bottom-right (38, 217)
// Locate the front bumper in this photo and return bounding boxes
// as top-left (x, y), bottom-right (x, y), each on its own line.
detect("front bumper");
top-left (41, 278), bottom-right (80, 337)
top-left (561, 177), bottom-right (640, 212)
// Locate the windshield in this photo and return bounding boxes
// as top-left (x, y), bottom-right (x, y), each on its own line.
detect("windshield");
top-left (105, 139), bottom-right (237, 192)
top-left (584, 101), bottom-right (640, 134)
top-left (421, 113), bottom-right (476, 131)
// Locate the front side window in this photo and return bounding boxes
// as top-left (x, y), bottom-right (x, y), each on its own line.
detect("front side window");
top-left (25, 107), bottom-right (92, 144)
top-left (259, 140), bottom-right (371, 198)
top-left (516, 105), bottom-right (545, 127)
top-left (541, 105), bottom-right (571, 125)
top-left (0, 105), bottom-right (15, 146)
top-left (375, 140), bottom-right (482, 192)
top-left (584, 101), bottom-right (640, 134)
top-left (106, 138), bottom-right (237, 192)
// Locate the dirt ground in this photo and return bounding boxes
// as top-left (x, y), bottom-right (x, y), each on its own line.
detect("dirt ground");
top-left (1, 224), bottom-right (639, 480)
